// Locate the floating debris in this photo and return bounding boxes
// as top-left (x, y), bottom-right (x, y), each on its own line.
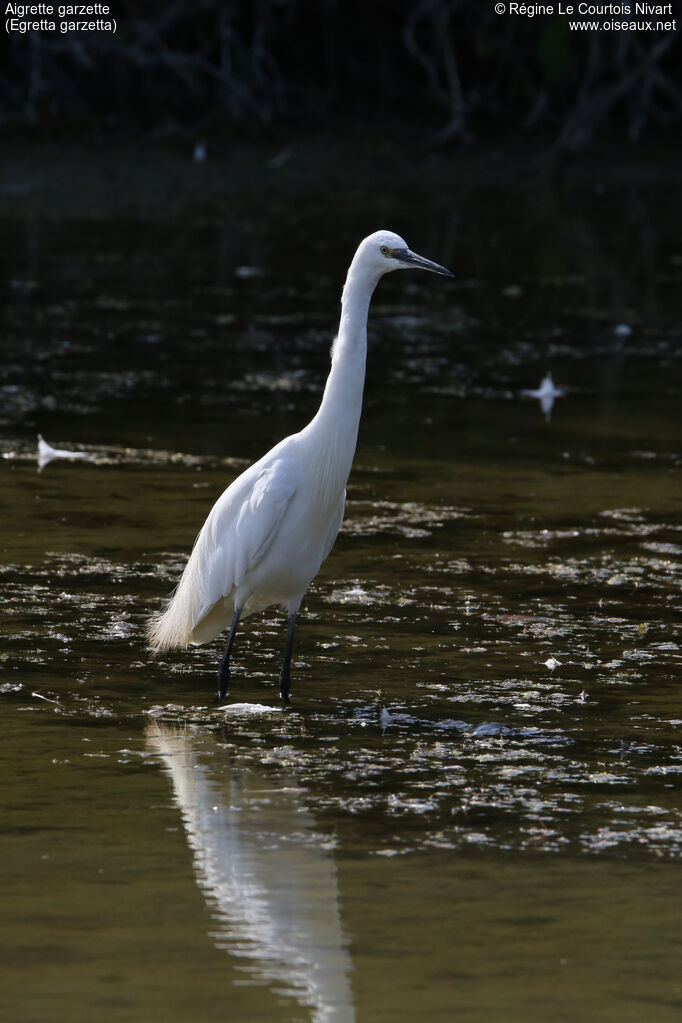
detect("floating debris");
top-left (521, 372), bottom-right (564, 421)
top-left (37, 434), bottom-right (90, 471)
top-left (544, 657), bottom-right (562, 670)
top-left (220, 702), bottom-right (281, 716)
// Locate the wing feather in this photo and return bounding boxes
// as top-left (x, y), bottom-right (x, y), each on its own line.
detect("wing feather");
top-left (322, 491), bottom-right (345, 562)
top-left (148, 456), bottom-right (297, 650)
top-left (233, 460), bottom-right (297, 584)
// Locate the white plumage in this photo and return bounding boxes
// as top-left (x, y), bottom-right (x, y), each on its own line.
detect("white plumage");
top-left (148, 230), bottom-right (453, 701)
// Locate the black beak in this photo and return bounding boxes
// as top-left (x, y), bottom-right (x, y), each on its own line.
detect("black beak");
top-left (394, 248), bottom-right (454, 277)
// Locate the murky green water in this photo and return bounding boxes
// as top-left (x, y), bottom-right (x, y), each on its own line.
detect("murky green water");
top-left (1, 154), bottom-right (681, 1021)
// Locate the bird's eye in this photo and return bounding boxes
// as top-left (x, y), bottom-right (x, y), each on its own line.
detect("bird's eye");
top-left (380, 245), bottom-right (390, 256)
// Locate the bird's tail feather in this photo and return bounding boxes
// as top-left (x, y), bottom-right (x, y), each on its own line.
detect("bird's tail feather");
top-left (147, 560), bottom-right (199, 653)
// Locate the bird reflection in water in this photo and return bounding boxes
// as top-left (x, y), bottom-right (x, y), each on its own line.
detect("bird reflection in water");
top-left (146, 720), bottom-right (355, 1023)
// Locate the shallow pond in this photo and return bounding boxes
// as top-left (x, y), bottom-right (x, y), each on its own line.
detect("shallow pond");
top-left (1, 151), bottom-right (681, 1021)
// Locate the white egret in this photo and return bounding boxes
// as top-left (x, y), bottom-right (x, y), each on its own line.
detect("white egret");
top-left (147, 230), bottom-right (453, 702)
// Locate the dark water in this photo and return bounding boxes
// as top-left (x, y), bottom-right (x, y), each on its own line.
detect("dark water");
top-left (1, 153), bottom-right (681, 1021)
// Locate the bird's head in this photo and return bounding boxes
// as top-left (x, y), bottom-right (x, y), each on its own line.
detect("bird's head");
top-left (355, 230), bottom-right (454, 279)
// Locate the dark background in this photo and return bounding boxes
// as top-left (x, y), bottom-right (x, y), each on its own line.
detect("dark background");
top-left (2, 0), bottom-right (681, 153)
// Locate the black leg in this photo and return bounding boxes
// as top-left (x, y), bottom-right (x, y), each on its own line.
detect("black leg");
top-left (278, 611), bottom-right (297, 704)
top-left (217, 606), bottom-right (242, 701)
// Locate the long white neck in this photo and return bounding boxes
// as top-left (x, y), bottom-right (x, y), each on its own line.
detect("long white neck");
top-left (317, 261), bottom-right (380, 427)
top-left (302, 260), bottom-right (381, 487)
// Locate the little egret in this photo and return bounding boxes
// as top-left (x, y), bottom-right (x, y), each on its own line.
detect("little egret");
top-left (148, 230), bottom-right (453, 702)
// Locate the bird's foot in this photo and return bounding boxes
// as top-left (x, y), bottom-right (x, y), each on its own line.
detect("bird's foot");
top-left (217, 671), bottom-right (230, 703)
top-left (279, 671), bottom-right (291, 705)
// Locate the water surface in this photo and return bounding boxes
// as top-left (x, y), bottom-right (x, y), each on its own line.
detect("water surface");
top-left (1, 155), bottom-right (681, 1021)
